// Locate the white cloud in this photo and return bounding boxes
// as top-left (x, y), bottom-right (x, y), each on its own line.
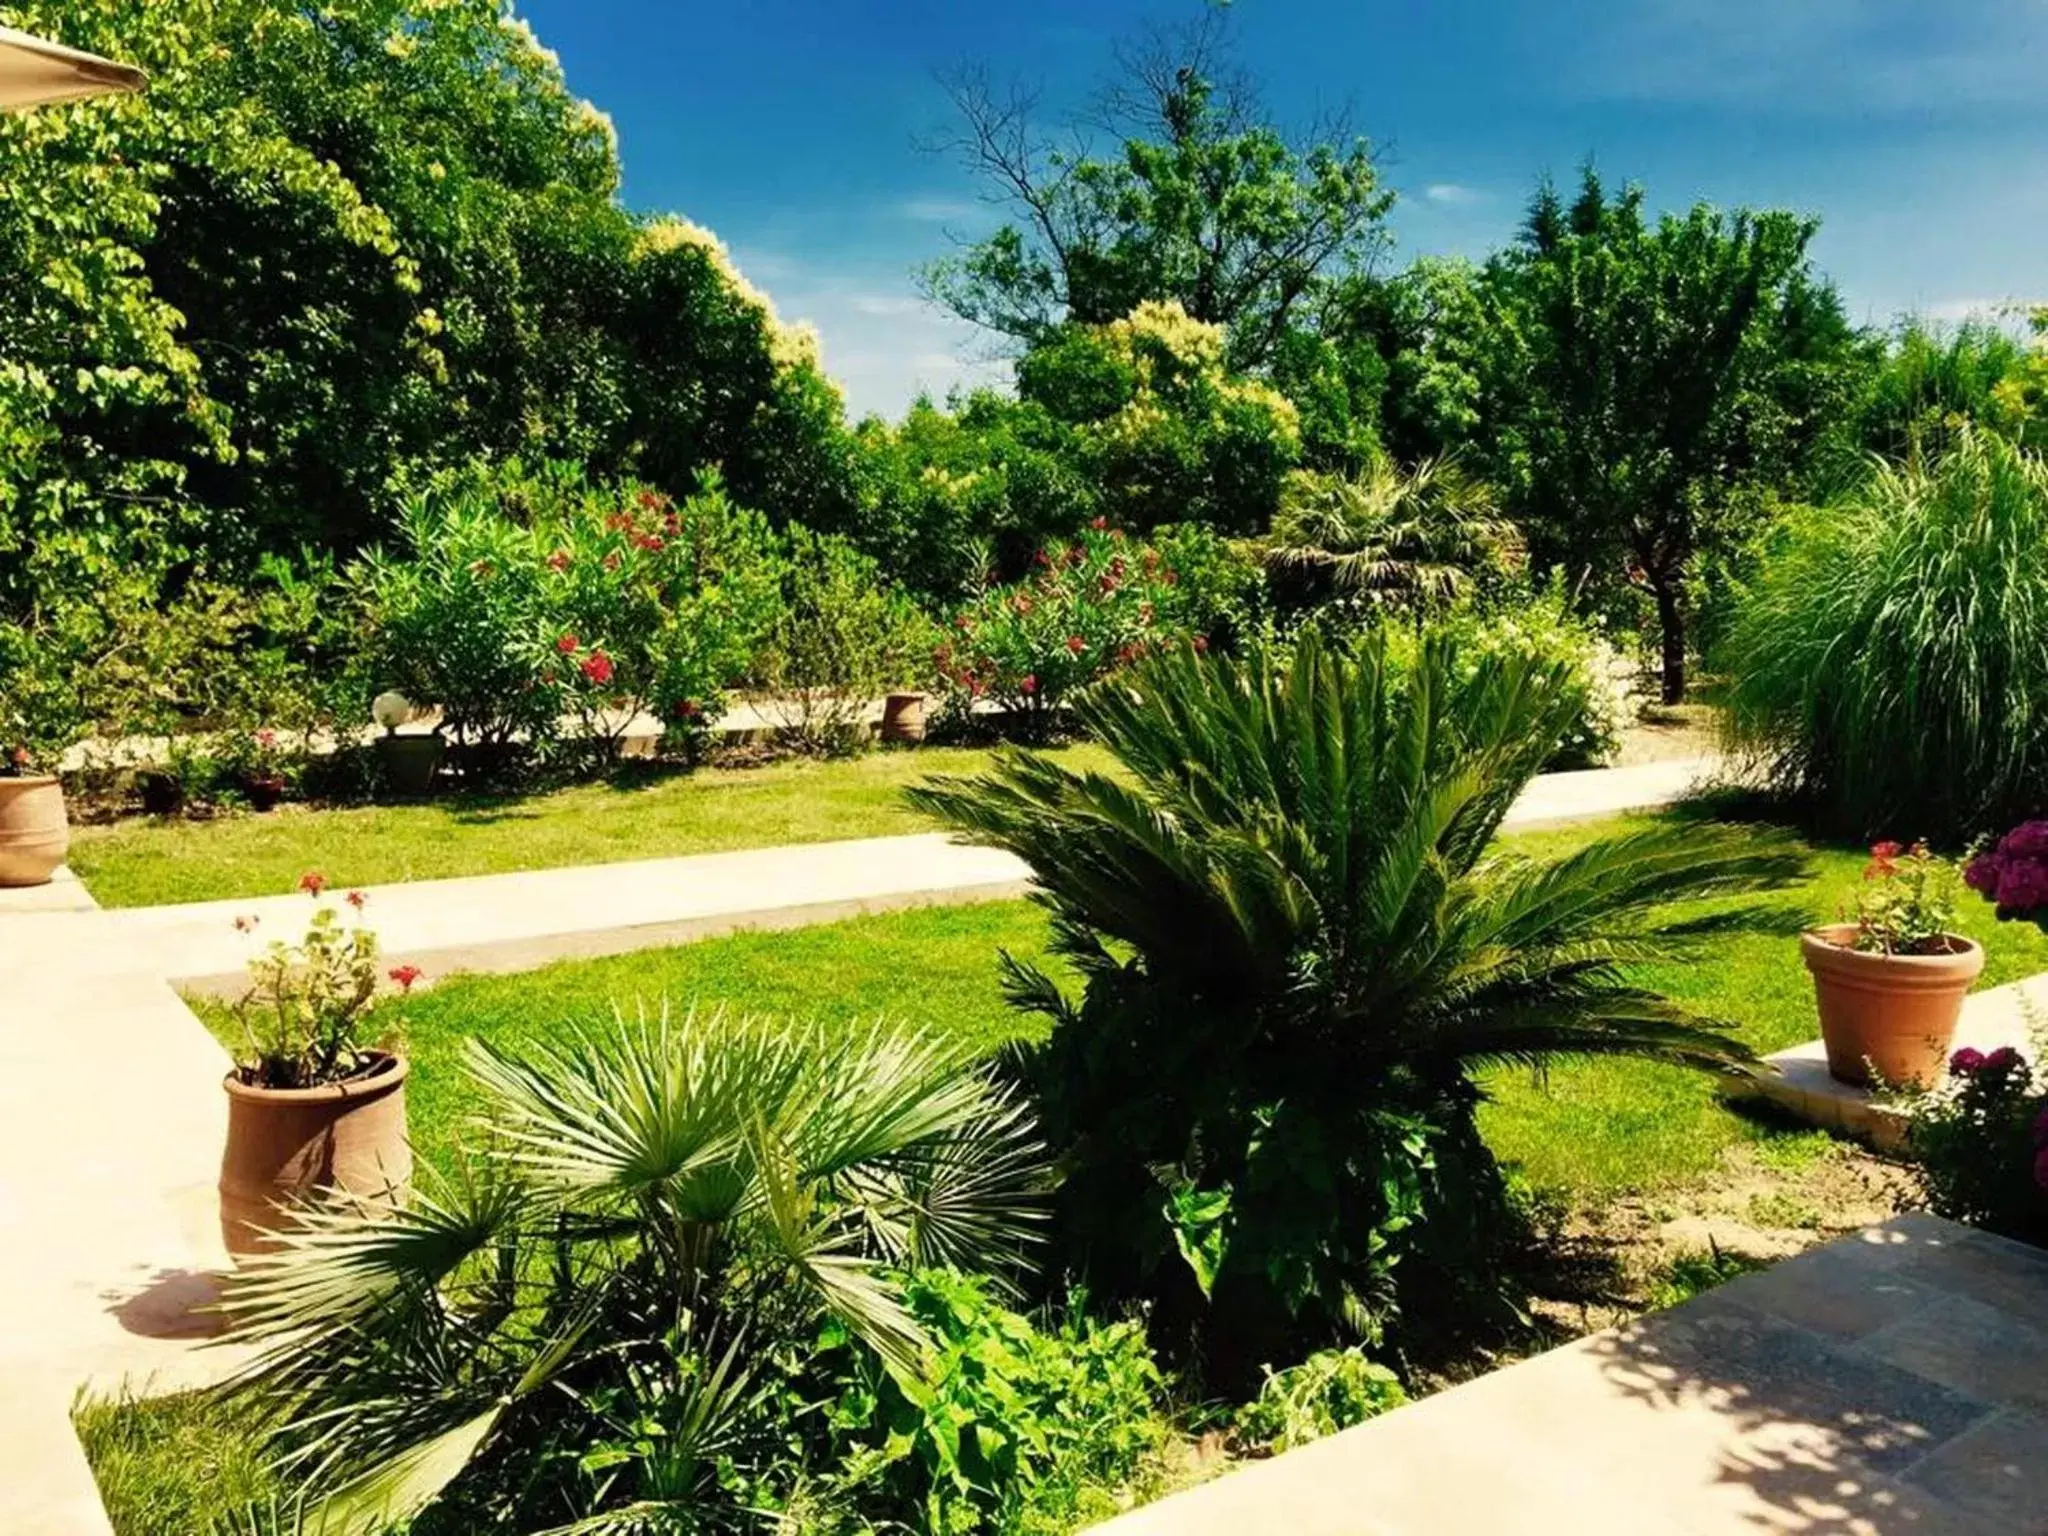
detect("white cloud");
top-left (1423, 183), bottom-right (1484, 207)
top-left (899, 195), bottom-right (984, 224)
top-left (732, 252), bottom-right (1010, 418)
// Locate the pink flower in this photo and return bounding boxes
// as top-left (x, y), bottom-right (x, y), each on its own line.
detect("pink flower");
top-left (1984, 1045), bottom-right (2024, 1073)
top-left (556, 633), bottom-right (581, 655)
top-left (580, 651), bottom-right (615, 686)
top-left (1950, 1046), bottom-right (1987, 1076)
top-left (298, 871), bottom-right (327, 897)
top-left (387, 964), bottom-right (423, 993)
top-left (1020, 674), bottom-right (1038, 696)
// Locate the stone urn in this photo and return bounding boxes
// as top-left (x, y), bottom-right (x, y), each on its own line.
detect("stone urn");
top-left (219, 1052), bottom-right (412, 1257)
top-left (1800, 923), bottom-right (1984, 1089)
top-left (0, 774), bottom-right (69, 887)
top-left (377, 731), bottom-right (445, 796)
top-left (881, 691), bottom-right (928, 744)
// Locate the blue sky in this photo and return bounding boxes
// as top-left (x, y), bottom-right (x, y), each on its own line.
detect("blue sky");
top-left (517, 0), bottom-right (2048, 420)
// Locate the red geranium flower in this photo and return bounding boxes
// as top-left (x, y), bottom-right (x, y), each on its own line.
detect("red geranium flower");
top-left (345, 889), bottom-right (368, 912)
top-left (387, 964), bottom-right (423, 993)
top-left (1065, 634), bottom-right (1086, 655)
top-left (580, 651), bottom-right (615, 686)
top-left (557, 632), bottom-right (581, 654)
top-left (298, 870), bottom-right (327, 896)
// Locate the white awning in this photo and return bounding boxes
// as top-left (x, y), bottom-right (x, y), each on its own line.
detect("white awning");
top-left (0, 24), bottom-right (145, 111)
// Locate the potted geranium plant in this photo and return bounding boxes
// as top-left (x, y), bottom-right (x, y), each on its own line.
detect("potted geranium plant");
top-left (234, 727), bottom-right (289, 812)
top-left (1801, 841), bottom-right (1983, 1088)
top-left (218, 876), bottom-right (416, 1256)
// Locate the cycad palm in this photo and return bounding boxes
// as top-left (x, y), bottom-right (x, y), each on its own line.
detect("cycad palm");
top-left (217, 1007), bottom-right (1043, 1535)
top-left (909, 632), bottom-right (1801, 1380)
top-left (1265, 458), bottom-right (1520, 611)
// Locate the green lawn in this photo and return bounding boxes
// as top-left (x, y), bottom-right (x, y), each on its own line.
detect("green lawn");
top-left (69, 743), bottom-right (1112, 908)
top-left (187, 810), bottom-right (2048, 1203)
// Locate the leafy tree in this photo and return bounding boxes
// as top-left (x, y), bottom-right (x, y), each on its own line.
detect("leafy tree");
top-left (924, 13), bottom-right (1392, 371)
top-left (1482, 170), bottom-right (1859, 701)
top-left (911, 634), bottom-right (1803, 1385)
top-left (1017, 299), bottom-right (1302, 534)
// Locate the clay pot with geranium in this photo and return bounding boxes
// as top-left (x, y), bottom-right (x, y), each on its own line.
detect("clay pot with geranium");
top-left (0, 742), bottom-right (68, 888)
top-left (1801, 840), bottom-right (1983, 1089)
top-left (218, 875), bottom-right (419, 1257)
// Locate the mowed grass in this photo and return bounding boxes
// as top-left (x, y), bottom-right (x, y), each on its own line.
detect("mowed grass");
top-left (185, 810), bottom-right (2048, 1203)
top-left (69, 743), bottom-right (1113, 908)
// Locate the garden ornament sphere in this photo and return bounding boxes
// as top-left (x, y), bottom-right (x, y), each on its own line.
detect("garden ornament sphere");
top-left (371, 691), bottom-right (413, 732)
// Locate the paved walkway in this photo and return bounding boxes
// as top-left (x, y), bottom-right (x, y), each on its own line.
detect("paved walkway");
top-left (1094, 1214), bottom-right (2048, 1535)
top-left (0, 753), bottom-right (1718, 1532)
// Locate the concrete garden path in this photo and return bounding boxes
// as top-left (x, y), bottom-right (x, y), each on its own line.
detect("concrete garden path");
top-left (1093, 1213), bottom-right (2048, 1534)
top-left (0, 752), bottom-right (1716, 1532)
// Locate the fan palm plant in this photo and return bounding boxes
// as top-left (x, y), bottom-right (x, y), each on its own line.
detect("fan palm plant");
top-left (908, 632), bottom-right (1803, 1384)
top-left (1264, 458), bottom-right (1521, 614)
top-left (215, 1006), bottom-right (1044, 1536)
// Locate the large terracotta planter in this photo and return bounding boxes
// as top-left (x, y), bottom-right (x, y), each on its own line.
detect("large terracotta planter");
top-left (1800, 924), bottom-right (1984, 1089)
top-left (219, 1052), bottom-right (412, 1257)
top-left (0, 774), bottom-right (69, 887)
top-left (881, 691), bottom-right (928, 744)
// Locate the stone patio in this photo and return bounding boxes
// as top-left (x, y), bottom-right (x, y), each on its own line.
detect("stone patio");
top-left (1092, 1214), bottom-right (2048, 1535)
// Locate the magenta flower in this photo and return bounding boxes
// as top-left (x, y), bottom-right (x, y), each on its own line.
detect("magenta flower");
top-left (1950, 1046), bottom-right (1987, 1075)
top-left (1984, 1045), bottom-right (2024, 1073)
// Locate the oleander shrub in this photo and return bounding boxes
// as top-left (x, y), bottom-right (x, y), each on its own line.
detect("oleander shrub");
top-left (1719, 429), bottom-right (2048, 841)
top-left (935, 522), bottom-right (1254, 728)
top-left (911, 632), bottom-right (1804, 1388)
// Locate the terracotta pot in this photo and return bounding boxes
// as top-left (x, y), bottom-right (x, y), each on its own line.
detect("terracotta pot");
top-left (219, 1052), bottom-right (412, 1257)
top-left (881, 691), bottom-right (928, 744)
top-left (1800, 924), bottom-right (1984, 1089)
top-left (378, 731), bottom-right (445, 796)
top-left (0, 774), bottom-right (69, 887)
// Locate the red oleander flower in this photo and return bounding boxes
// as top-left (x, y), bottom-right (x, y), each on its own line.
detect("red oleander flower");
top-left (674, 698), bottom-right (701, 719)
top-left (1870, 840), bottom-right (1905, 860)
top-left (345, 889), bottom-right (368, 912)
top-left (1019, 674), bottom-right (1037, 695)
top-left (1034, 549), bottom-right (1052, 568)
top-left (606, 511), bottom-right (634, 532)
top-left (581, 651), bottom-right (615, 686)
top-left (633, 532), bottom-right (665, 552)
top-left (636, 489), bottom-right (666, 510)
top-left (1065, 634), bottom-right (1086, 654)
top-left (298, 871), bottom-right (327, 896)
top-left (1090, 516), bottom-right (1109, 530)
top-left (387, 964), bottom-right (423, 993)
top-left (546, 549), bottom-right (571, 572)
top-left (556, 632), bottom-right (581, 654)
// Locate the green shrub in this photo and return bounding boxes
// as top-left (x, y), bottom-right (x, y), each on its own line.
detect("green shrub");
top-left (1385, 581), bottom-right (1632, 768)
top-left (828, 1270), bottom-right (1170, 1533)
top-left (910, 633), bottom-right (1804, 1388)
top-left (1234, 1347), bottom-right (1407, 1453)
top-left (217, 1007), bottom-right (1045, 1533)
top-left (1719, 429), bottom-right (2048, 841)
top-left (1907, 1042), bottom-right (2048, 1249)
top-left (755, 526), bottom-right (942, 755)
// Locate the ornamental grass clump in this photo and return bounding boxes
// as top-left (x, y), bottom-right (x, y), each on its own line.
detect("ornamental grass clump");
top-left (911, 631), bottom-right (1806, 1387)
top-left (1719, 428), bottom-right (2048, 842)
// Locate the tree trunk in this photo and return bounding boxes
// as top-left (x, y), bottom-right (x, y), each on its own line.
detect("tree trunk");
top-left (1653, 580), bottom-right (1686, 705)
